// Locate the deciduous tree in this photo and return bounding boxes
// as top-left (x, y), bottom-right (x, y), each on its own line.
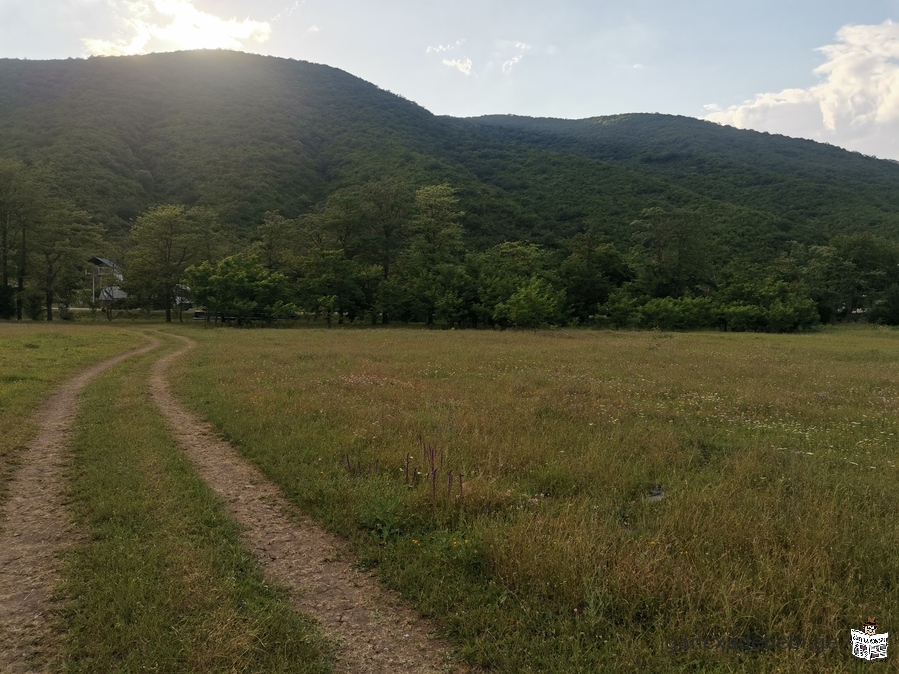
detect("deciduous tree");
top-left (0, 160), bottom-right (42, 319)
top-left (404, 184), bottom-right (465, 324)
top-left (185, 254), bottom-right (297, 325)
top-left (561, 226), bottom-right (632, 323)
top-left (29, 201), bottom-right (103, 320)
top-left (125, 205), bottom-right (207, 322)
top-left (631, 207), bottom-right (710, 298)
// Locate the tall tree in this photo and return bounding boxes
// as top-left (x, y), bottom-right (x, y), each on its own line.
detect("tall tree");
top-left (473, 241), bottom-right (560, 326)
top-left (561, 226), bottom-right (632, 323)
top-left (30, 201), bottom-right (103, 320)
top-left (296, 251), bottom-right (371, 325)
top-left (630, 207), bottom-right (710, 298)
top-left (320, 188), bottom-right (368, 260)
top-left (404, 184), bottom-right (465, 324)
top-left (830, 232), bottom-right (899, 317)
top-left (253, 211), bottom-right (302, 273)
top-left (361, 180), bottom-right (412, 324)
top-left (0, 160), bottom-right (42, 320)
top-left (770, 244), bottom-right (855, 323)
top-left (185, 254), bottom-right (297, 325)
top-left (362, 180), bottom-right (412, 279)
top-left (124, 205), bottom-right (207, 322)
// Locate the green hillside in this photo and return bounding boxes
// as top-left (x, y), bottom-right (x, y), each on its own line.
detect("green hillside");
top-left (0, 50), bottom-right (538, 242)
top-left (451, 113), bottom-right (899, 244)
top-left (0, 50), bottom-right (879, 254)
top-left (3, 49), bottom-right (899, 328)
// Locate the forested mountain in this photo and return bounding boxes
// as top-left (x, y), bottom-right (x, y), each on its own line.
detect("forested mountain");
top-left (451, 113), bottom-right (899, 245)
top-left (2, 49), bottom-right (899, 328)
top-left (0, 50), bottom-right (553, 245)
top-left (5, 49), bottom-right (898, 251)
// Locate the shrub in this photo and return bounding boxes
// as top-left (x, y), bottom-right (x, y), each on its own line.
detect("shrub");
top-left (639, 296), bottom-right (715, 330)
top-left (717, 302), bottom-right (767, 332)
top-left (494, 277), bottom-right (566, 328)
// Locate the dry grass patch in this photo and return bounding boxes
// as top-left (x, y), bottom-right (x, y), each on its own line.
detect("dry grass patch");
top-left (171, 325), bottom-right (898, 672)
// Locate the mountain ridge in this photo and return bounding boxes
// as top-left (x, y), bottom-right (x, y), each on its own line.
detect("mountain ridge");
top-left (1, 49), bottom-right (898, 258)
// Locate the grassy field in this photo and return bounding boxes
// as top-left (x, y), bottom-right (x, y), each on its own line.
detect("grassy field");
top-left (60, 334), bottom-right (334, 673)
top-left (167, 324), bottom-right (898, 672)
top-left (3, 321), bottom-right (895, 671)
top-left (0, 323), bottom-right (145, 504)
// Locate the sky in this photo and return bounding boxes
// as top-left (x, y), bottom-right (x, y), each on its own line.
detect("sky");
top-left (3, 1), bottom-right (899, 159)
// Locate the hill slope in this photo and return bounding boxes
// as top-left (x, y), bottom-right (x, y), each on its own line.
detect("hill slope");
top-left (1, 50), bottom-right (899, 260)
top-left (451, 113), bottom-right (899, 243)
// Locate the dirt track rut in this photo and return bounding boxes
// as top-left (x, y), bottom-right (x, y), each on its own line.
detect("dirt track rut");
top-left (0, 336), bottom-right (159, 673)
top-left (149, 334), bottom-right (463, 674)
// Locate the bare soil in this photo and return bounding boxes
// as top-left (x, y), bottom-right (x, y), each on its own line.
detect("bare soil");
top-left (149, 334), bottom-right (468, 674)
top-left (0, 337), bottom-right (159, 673)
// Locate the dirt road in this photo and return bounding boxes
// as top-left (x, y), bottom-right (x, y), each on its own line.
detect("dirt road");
top-left (0, 332), bottom-right (464, 673)
top-left (0, 336), bottom-right (159, 673)
top-left (149, 334), bottom-right (464, 674)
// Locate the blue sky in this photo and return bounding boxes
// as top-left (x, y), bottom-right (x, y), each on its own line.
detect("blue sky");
top-left (3, 1), bottom-right (899, 158)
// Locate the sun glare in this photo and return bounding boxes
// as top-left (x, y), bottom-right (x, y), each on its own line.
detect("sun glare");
top-left (83, 0), bottom-right (272, 56)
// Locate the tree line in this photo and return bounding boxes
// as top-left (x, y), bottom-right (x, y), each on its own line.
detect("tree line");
top-left (4, 164), bottom-right (899, 331)
top-left (0, 159), bottom-right (104, 321)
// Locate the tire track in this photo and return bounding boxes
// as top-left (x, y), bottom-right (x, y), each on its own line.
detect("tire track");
top-left (149, 334), bottom-right (466, 674)
top-left (0, 335), bottom-right (159, 673)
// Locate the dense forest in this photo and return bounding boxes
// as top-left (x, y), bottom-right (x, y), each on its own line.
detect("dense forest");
top-left (2, 49), bottom-right (899, 329)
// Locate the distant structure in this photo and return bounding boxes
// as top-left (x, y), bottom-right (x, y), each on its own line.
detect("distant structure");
top-left (98, 285), bottom-right (128, 301)
top-left (86, 257), bottom-right (126, 303)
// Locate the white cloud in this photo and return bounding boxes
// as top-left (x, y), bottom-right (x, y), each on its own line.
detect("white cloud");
top-left (427, 39), bottom-right (465, 54)
top-left (442, 57), bottom-right (472, 75)
top-left (270, 0), bottom-right (301, 24)
top-left (501, 55), bottom-right (523, 73)
top-left (501, 41), bottom-right (530, 74)
top-left (83, 0), bottom-right (272, 56)
top-left (705, 20), bottom-right (899, 159)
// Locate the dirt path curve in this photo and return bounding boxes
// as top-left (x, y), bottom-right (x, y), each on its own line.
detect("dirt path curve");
top-left (150, 334), bottom-right (466, 674)
top-left (0, 335), bottom-right (160, 673)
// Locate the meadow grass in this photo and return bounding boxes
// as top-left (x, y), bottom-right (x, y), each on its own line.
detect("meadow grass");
top-left (0, 323), bottom-right (144, 504)
top-left (170, 324), bottom-right (898, 672)
top-left (59, 335), bottom-right (334, 673)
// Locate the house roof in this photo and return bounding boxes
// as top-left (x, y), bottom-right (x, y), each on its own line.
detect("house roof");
top-left (99, 285), bottom-right (128, 301)
top-left (88, 257), bottom-right (121, 270)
